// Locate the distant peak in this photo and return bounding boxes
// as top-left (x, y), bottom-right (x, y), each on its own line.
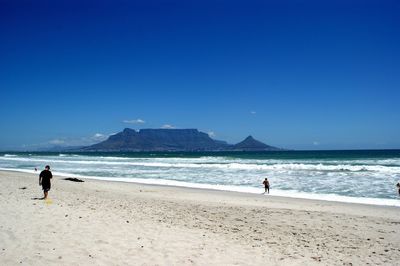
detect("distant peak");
top-left (233, 135), bottom-right (279, 151)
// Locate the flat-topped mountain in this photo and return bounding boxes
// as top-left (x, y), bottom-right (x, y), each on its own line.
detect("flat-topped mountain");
top-left (82, 128), bottom-right (280, 152)
top-left (84, 128), bottom-right (226, 151)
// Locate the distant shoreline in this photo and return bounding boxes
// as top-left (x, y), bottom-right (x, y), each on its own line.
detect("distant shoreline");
top-left (1, 148), bottom-right (400, 153)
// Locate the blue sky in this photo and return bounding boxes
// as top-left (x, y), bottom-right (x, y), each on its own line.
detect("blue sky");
top-left (0, 0), bottom-right (399, 150)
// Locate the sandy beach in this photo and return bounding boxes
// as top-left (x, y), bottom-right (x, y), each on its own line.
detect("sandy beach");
top-left (0, 170), bottom-right (399, 265)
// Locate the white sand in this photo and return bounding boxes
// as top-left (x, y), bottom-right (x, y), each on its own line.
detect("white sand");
top-left (0, 170), bottom-right (399, 265)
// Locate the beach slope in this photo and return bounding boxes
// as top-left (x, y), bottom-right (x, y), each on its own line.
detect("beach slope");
top-left (0, 170), bottom-right (399, 265)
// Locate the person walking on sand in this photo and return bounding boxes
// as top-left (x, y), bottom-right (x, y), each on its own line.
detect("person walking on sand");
top-left (39, 165), bottom-right (53, 199)
top-left (263, 178), bottom-right (270, 194)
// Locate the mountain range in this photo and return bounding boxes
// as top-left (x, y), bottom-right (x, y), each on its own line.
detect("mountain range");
top-left (81, 128), bottom-right (281, 152)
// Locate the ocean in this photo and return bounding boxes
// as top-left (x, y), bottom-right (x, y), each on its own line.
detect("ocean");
top-left (1, 150), bottom-right (400, 207)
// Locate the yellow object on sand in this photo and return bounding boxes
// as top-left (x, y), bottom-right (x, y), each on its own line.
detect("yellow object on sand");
top-left (45, 198), bottom-right (53, 205)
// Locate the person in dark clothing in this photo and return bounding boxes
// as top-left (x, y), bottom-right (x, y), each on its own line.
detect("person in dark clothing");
top-left (39, 165), bottom-right (53, 199)
top-left (263, 178), bottom-right (270, 194)
top-left (397, 182), bottom-right (400, 196)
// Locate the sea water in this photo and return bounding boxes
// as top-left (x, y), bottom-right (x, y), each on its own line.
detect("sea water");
top-left (1, 150), bottom-right (400, 207)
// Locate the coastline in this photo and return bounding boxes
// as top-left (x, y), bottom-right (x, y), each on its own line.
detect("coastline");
top-left (2, 167), bottom-right (400, 208)
top-left (1, 170), bottom-right (399, 265)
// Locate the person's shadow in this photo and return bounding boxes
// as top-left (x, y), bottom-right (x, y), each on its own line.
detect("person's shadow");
top-left (31, 197), bottom-right (45, 200)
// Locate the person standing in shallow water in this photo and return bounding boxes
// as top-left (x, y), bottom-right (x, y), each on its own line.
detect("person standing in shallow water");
top-left (263, 178), bottom-right (270, 194)
top-left (39, 165), bottom-right (53, 199)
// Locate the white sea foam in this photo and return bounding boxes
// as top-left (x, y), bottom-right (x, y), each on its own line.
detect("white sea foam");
top-left (3, 154), bottom-right (17, 157)
top-left (1, 156), bottom-right (399, 174)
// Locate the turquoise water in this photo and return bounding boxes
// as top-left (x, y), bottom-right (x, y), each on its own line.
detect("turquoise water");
top-left (1, 150), bottom-right (400, 206)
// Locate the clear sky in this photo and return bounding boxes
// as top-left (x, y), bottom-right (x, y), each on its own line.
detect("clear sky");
top-left (1, 0), bottom-right (399, 150)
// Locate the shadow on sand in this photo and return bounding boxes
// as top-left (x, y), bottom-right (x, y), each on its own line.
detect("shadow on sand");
top-left (31, 197), bottom-right (45, 200)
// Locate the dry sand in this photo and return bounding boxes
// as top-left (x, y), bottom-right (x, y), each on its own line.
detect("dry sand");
top-left (0, 170), bottom-right (399, 265)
